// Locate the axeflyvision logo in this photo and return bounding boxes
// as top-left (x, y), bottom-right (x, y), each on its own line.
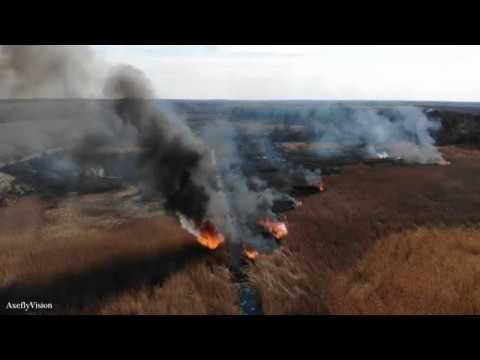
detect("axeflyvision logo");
top-left (5, 301), bottom-right (53, 312)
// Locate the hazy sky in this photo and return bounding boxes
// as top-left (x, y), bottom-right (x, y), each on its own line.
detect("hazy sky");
top-left (93, 45), bottom-right (480, 101)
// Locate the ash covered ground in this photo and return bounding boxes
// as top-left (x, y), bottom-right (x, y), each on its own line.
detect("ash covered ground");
top-left (1, 99), bottom-right (480, 314)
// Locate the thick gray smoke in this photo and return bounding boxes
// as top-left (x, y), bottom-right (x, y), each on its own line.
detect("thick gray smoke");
top-left (198, 120), bottom-right (279, 248)
top-left (0, 45), bottom-right (98, 98)
top-left (0, 46), bottom-right (270, 239)
top-left (0, 101), bottom-right (117, 165)
top-left (304, 104), bottom-right (444, 163)
top-left (101, 66), bottom-right (281, 244)
top-left (102, 64), bottom-right (219, 221)
top-left (0, 45), bottom-right (111, 163)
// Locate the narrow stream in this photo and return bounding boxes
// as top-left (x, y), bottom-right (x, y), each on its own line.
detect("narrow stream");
top-left (227, 239), bottom-right (280, 315)
top-left (235, 281), bottom-right (263, 315)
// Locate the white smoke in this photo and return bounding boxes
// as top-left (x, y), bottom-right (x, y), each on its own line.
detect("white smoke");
top-left (178, 212), bottom-right (200, 238)
top-left (306, 105), bottom-right (444, 164)
top-left (198, 120), bottom-right (278, 244)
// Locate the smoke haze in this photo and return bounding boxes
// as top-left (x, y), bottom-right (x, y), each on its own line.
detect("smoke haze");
top-left (0, 45), bottom-right (448, 247)
top-left (199, 120), bottom-right (278, 243)
top-left (0, 45), bottom-right (98, 98)
top-left (302, 104), bottom-right (444, 163)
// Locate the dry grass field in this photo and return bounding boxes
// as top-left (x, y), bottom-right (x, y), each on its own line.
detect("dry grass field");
top-left (0, 194), bottom-right (239, 314)
top-left (248, 146), bottom-right (480, 314)
top-left (2, 145), bottom-right (480, 314)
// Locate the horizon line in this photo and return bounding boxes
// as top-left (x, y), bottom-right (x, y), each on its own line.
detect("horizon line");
top-left (0, 98), bottom-right (480, 104)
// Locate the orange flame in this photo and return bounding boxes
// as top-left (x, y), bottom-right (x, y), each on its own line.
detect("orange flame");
top-left (243, 247), bottom-right (259, 260)
top-left (196, 220), bottom-right (225, 250)
top-left (257, 218), bottom-right (288, 240)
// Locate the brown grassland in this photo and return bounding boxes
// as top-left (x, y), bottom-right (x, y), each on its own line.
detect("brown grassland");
top-left (248, 146), bottom-right (480, 314)
top-left (0, 195), bottom-right (239, 314)
top-left (1, 145), bottom-right (480, 314)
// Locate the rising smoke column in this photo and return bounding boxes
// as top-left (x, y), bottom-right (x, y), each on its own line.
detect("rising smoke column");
top-left (0, 46), bottom-right (289, 251)
top-left (103, 64), bottom-right (218, 221)
top-left (103, 66), bottom-right (283, 248)
top-left (198, 119), bottom-right (282, 251)
top-left (0, 46), bottom-right (222, 227)
top-left (0, 46), bottom-right (272, 238)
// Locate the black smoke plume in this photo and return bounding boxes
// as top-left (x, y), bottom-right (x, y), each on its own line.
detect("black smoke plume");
top-left (103, 65), bottom-right (216, 221)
